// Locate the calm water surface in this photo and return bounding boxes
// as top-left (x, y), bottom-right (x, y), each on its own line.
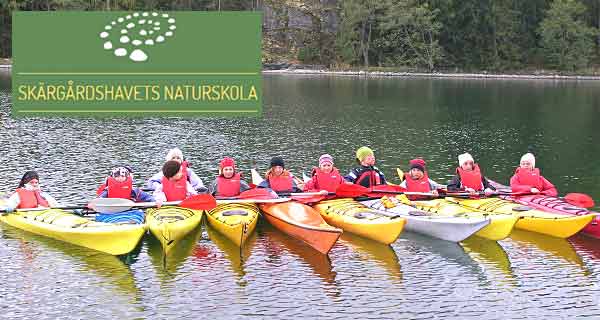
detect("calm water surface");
top-left (1, 70), bottom-right (600, 319)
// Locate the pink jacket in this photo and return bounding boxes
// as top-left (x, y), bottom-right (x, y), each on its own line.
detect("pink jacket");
top-left (510, 167), bottom-right (558, 196)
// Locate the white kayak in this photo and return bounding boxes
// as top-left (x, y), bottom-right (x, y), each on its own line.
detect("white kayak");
top-left (360, 198), bottom-right (491, 242)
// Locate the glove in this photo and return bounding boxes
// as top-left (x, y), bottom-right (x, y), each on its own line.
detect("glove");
top-left (1, 206), bottom-right (15, 215)
top-left (73, 209), bottom-right (84, 216)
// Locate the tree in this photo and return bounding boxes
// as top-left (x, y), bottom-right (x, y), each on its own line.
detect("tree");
top-left (336, 0), bottom-right (382, 67)
top-left (538, 0), bottom-right (597, 70)
top-left (381, 0), bottom-right (443, 70)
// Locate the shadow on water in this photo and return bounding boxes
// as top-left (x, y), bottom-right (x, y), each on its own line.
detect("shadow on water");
top-left (336, 232), bottom-right (402, 282)
top-left (260, 222), bottom-right (337, 286)
top-left (509, 229), bottom-right (586, 270)
top-left (461, 236), bottom-right (516, 283)
top-left (205, 223), bottom-right (256, 280)
top-left (147, 224), bottom-right (203, 280)
top-left (0, 224), bottom-right (141, 299)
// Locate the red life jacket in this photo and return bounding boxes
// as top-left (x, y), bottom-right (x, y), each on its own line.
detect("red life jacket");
top-left (162, 163), bottom-right (189, 201)
top-left (456, 164), bottom-right (484, 191)
top-left (405, 172), bottom-right (432, 192)
top-left (268, 174), bottom-right (294, 193)
top-left (216, 172), bottom-right (242, 197)
top-left (311, 167), bottom-right (342, 193)
top-left (15, 188), bottom-right (49, 209)
top-left (514, 167), bottom-right (543, 190)
top-left (355, 169), bottom-right (382, 187)
top-left (107, 176), bottom-right (133, 199)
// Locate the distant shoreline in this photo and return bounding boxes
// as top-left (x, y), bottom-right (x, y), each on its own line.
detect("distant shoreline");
top-left (2, 61), bottom-right (600, 80)
top-left (263, 69), bottom-right (600, 81)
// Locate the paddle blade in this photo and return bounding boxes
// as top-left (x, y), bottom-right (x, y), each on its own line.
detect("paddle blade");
top-left (88, 198), bottom-right (136, 214)
top-left (396, 168), bottom-right (405, 182)
top-left (291, 194), bottom-right (327, 204)
top-left (237, 188), bottom-right (279, 200)
top-left (564, 193), bottom-right (595, 208)
top-left (335, 183), bottom-right (369, 198)
top-left (180, 194), bottom-right (217, 210)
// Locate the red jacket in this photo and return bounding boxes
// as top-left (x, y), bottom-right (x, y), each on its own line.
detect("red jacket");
top-left (304, 167), bottom-right (343, 193)
top-left (510, 167), bottom-right (557, 196)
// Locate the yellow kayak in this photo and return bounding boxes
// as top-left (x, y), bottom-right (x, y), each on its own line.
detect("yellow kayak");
top-left (146, 206), bottom-right (203, 254)
top-left (448, 197), bottom-right (595, 238)
top-left (312, 198), bottom-right (406, 244)
top-left (408, 198), bottom-right (518, 241)
top-left (206, 202), bottom-right (259, 246)
top-left (0, 208), bottom-right (145, 255)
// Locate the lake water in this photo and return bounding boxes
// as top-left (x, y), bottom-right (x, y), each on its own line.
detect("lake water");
top-left (1, 71), bottom-right (600, 319)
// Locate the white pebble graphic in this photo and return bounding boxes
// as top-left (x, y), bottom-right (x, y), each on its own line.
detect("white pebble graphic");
top-left (142, 12), bottom-right (149, 17)
top-left (149, 30), bottom-right (154, 35)
top-left (162, 14), bottom-right (169, 18)
top-left (114, 48), bottom-right (127, 56)
top-left (133, 12), bottom-right (139, 17)
top-left (111, 21), bottom-right (116, 25)
top-left (148, 20), bottom-right (153, 24)
top-left (168, 18), bottom-right (175, 24)
top-left (154, 22), bottom-right (160, 26)
top-left (139, 30), bottom-right (148, 36)
top-left (105, 25), bottom-right (112, 30)
top-left (130, 49), bottom-right (148, 62)
top-left (138, 19), bottom-right (146, 24)
top-left (145, 39), bottom-right (154, 45)
top-left (153, 27), bottom-right (160, 31)
top-left (132, 40), bottom-right (142, 46)
top-left (100, 31), bottom-right (109, 38)
top-left (126, 22), bottom-right (135, 29)
top-left (126, 15), bottom-right (131, 19)
top-left (103, 41), bottom-right (113, 49)
top-left (120, 35), bottom-right (130, 43)
top-left (152, 12), bottom-right (158, 17)
top-left (165, 31), bottom-right (173, 37)
top-left (121, 29), bottom-right (128, 34)
top-left (156, 35), bottom-right (165, 43)
top-left (169, 25), bottom-right (176, 30)
top-left (118, 17), bottom-right (124, 22)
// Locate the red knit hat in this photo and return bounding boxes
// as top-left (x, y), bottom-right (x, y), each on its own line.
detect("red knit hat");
top-left (409, 158), bottom-right (426, 172)
top-left (219, 157), bottom-right (236, 170)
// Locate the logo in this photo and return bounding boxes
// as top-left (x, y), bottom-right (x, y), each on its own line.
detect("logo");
top-left (12, 12), bottom-right (262, 117)
top-left (99, 12), bottom-right (177, 63)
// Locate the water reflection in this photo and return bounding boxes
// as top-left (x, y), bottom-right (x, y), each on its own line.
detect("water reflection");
top-left (509, 229), bottom-right (585, 270)
top-left (147, 225), bottom-right (203, 280)
top-left (1, 225), bottom-right (140, 299)
top-left (206, 224), bottom-right (256, 280)
top-left (461, 236), bottom-right (515, 283)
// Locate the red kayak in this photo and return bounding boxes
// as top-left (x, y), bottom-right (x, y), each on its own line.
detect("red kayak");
top-left (509, 194), bottom-right (600, 239)
top-left (259, 201), bottom-right (343, 254)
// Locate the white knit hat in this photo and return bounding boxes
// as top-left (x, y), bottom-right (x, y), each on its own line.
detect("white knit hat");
top-left (458, 153), bottom-right (475, 167)
top-left (520, 153), bottom-right (536, 168)
top-left (165, 148), bottom-right (184, 162)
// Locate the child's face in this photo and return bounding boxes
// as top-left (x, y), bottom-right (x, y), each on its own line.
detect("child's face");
top-left (520, 160), bottom-right (533, 170)
top-left (361, 155), bottom-right (375, 166)
top-left (319, 162), bottom-right (333, 173)
top-left (461, 161), bottom-right (474, 171)
top-left (170, 155), bottom-right (183, 164)
top-left (272, 166), bottom-right (284, 175)
top-left (410, 168), bottom-right (424, 180)
top-left (115, 175), bottom-right (127, 183)
top-left (27, 179), bottom-right (40, 189)
top-left (222, 167), bottom-right (235, 178)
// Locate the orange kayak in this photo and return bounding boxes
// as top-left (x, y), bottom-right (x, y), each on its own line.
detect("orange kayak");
top-left (259, 202), bottom-right (343, 254)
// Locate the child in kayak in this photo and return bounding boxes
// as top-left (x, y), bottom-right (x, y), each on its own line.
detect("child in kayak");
top-left (146, 148), bottom-right (205, 192)
top-left (304, 154), bottom-right (344, 193)
top-left (153, 160), bottom-right (198, 202)
top-left (447, 153), bottom-right (495, 195)
top-left (345, 147), bottom-right (387, 187)
top-left (510, 153), bottom-right (557, 196)
top-left (209, 157), bottom-right (251, 197)
top-left (96, 166), bottom-right (155, 202)
top-left (258, 156), bottom-right (302, 193)
top-left (3, 171), bottom-right (59, 211)
top-left (399, 158), bottom-right (444, 199)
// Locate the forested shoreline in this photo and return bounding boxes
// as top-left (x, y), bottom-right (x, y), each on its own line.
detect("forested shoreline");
top-left (1, 0), bottom-right (599, 73)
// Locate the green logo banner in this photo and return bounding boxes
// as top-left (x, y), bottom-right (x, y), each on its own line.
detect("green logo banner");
top-left (12, 11), bottom-right (262, 117)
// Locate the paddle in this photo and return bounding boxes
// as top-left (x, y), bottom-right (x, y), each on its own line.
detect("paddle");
top-left (563, 193), bottom-right (595, 208)
top-left (88, 194), bottom-right (217, 214)
top-left (0, 203), bottom-right (91, 215)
